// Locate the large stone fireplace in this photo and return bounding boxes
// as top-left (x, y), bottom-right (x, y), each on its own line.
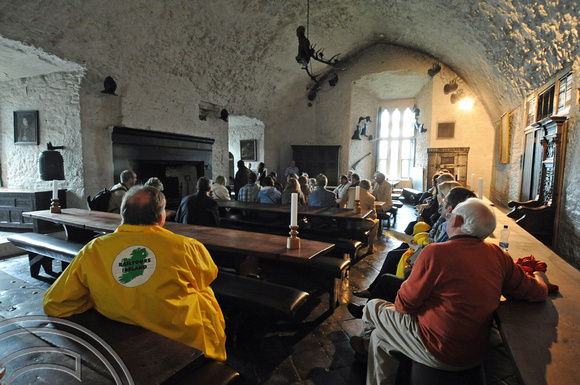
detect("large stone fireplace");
top-left (112, 127), bottom-right (214, 210)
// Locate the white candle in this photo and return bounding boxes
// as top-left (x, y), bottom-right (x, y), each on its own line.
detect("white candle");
top-left (478, 178), bottom-right (484, 199)
top-left (471, 174), bottom-right (475, 189)
top-left (355, 186), bottom-right (360, 200)
top-left (52, 180), bottom-right (58, 200)
top-left (290, 193), bottom-right (298, 227)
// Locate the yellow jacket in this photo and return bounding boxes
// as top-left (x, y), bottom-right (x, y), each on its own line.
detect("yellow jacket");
top-left (43, 224), bottom-right (227, 361)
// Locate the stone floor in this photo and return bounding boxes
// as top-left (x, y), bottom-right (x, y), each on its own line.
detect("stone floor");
top-left (0, 203), bottom-right (520, 385)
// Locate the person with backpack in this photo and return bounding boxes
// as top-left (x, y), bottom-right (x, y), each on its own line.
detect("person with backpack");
top-left (108, 170), bottom-right (137, 213)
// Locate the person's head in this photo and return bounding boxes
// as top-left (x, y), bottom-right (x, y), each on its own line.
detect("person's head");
top-left (262, 176), bottom-right (274, 187)
top-left (347, 170), bottom-right (354, 179)
top-left (316, 174), bottom-right (328, 189)
top-left (298, 175), bottom-right (308, 186)
top-left (351, 173), bottom-right (360, 184)
top-left (237, 160), bottom-right (245, 169)
top-left (360, 179), bottom-right (371, 190)
top-left (284, 178), bottom-right (300, 193)
top-left (121, 170), bottom-right (137, 187)
top-left (197, 176), bottom-right (211, 193)
top-left (248, 172), bottom-right (257, 184)
top-left (375, 172), bottom-right (386, 184)
top-left (444, 187), bottom-right (477, 214)
top-left (290, 160), bottom-right (296, 167)
top-left (121, 186), bottom-right (166, 226)
top-left (268, 171), bottom-right (277, 181)
top-left (309, 177), bottom-right (317, 189)
top-left (448, 198), bottom-right (496, 239)
top-left (436, 173), bottom-right (455, 186)
top-left (215, 175), bottom-right (227, 186)
top-left (437, 181), bottom-right (461, 204)
top-left (22, 117), bottom-right (28, 126)
top-left (340, 175), bottom-right (348, 185)
top-left (287, 173), bottom-right (298, 182)
top-left (144, 177), bottom-right (164, 191)
top-left (258, 162), bottom-right (265, 172)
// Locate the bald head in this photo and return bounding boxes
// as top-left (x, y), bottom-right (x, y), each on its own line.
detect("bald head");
top-left (121, 186), bottom-right (166, 226)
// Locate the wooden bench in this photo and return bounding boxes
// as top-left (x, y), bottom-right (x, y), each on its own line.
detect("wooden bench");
top-left (309, 255), bottom-right (351, 310)
top-left (402, 188), bottom-right (423, 205)
top-left (211, 271), bottom-right (310, 320)
top-left (7, 232), bottom-right (85, 278)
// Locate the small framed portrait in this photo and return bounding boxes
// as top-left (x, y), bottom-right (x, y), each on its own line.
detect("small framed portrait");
top-left (14, 110), bottom-right (39, 145)
top-left (240, 139), bottom-right (257, 161)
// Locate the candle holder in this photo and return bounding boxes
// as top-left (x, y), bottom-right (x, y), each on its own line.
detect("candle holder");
top-left (50, 198), bottom-right (62, 213)
top-left (353, 199), bottom-right (361, 214)
top-left (287, 225), bottom-right (301, 249)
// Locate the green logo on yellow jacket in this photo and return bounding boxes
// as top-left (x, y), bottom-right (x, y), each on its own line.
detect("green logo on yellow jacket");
top-left (112, 246), bottom-right (157, 287)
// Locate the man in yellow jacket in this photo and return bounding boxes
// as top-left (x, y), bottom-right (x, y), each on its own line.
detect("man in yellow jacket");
top-left (43, 185), bottom-right (227, 361)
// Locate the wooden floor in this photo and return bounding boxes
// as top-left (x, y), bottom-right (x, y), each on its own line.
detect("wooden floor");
top-left (0, 203), bottom-right (520, 384)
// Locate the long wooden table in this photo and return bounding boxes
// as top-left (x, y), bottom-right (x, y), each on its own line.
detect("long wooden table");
top-left (0, 269), bottom-right (205, 384)
top-left (23, 208), bottom-right (334, 264)
top-left (486, 200), bottom-right (580, 385)
top-left (216, 200), bottom-right (372, 220)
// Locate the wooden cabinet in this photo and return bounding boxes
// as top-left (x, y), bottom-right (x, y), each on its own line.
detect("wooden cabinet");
top-left (0, 189), bottom-right (66, 232)
top-left (427, 147), bottom-right (469, 187)
top-left (292, 145), bottom-right (342, 186)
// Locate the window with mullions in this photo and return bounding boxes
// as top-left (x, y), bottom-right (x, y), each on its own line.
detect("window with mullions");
top-left (557, 72), bottom-right (573, 115)
top-left (377, 107), bottom-right (415, 180)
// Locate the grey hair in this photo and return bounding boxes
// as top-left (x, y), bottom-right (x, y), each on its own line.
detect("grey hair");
top-left (452, 198), bottom-right (496, 239)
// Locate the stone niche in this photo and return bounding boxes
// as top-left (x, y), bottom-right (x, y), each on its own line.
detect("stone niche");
top-left (111, 127), bottom-right (214, 210)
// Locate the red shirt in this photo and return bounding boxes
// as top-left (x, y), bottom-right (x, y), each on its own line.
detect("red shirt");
top-left (395, 237), bottom-right (548, 366)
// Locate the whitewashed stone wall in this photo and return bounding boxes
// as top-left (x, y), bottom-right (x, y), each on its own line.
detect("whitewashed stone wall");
top-left (0, 72), bottom-right (85, 207)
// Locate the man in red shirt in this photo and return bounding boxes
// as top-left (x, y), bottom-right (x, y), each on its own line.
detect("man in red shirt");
top-left (350, 198), bottom-right (549, 384)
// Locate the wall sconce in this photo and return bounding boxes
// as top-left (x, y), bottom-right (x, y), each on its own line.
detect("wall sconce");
top-left (450, 89), bottom-right (464, 104)
top-left (427, 63), bottom-right (441, 77)
top-left (199, 101), bottom-right (228, 121)
top-left (328, 73), bottom-right (339, 87)
top-left (101, 76), bottom-right (118, 95)
top-left (443, 81), bottom-right (458, 94)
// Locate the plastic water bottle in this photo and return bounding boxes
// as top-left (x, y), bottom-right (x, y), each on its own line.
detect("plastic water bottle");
top-left (499, 225), bottom-right (510, 251)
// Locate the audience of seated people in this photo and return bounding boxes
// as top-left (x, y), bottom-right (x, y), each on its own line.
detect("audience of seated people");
top-left (175, 177), bottom-right (220, 227)
top-left (349, 197), bottom-right (549, 384)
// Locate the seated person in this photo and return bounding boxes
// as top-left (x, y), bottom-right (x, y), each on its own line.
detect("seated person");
top-left (308, 174), bottom-right (337, 207)
top-left (258, 176), bottom-right (281, 204)
top-left (346, 179), bottom-right (379, 254)
top-left (339, 173), bottom-right (361, 208)
top-left (350, 198), bottom-right (550, 384)
top-left (281, 178), bottom-right (305, 205)
top-left (354, 186), bottom-right (476, 298)
top-left (211, 175), bottom-right (231, 201)
top-left (298, 175), bottom-right (311, 204)
top-left (108, 169), bottom-right (137, 213)
top-left (43, 186), bottom-right (227, 361)
top-left (372, 172), bottom-right (392, 211)
top-left (175, 177), bottom-right (220, 227)
top-left (238, 172), bottom-right (261, 202)
top-left (333, 174), bottom-right (351, 201)
top-left (144, 176), bottom-right (164, 191)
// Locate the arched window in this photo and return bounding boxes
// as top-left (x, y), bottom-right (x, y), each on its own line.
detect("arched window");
top-left (377, 107), bottom-right (415, 179)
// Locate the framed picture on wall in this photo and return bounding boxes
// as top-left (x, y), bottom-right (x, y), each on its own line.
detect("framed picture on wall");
top-left (499, 111), bottom-right (510, 164)
top-left (14, 110), bottom-right (39, 145)
top-left (240, 139), bottom-right (257, 161)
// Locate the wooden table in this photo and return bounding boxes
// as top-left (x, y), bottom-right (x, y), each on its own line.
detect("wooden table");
top-left (486, 200), bottom-right (580, 385)
top-left (217, 200), bottom-right (372, 220)
top-left (23, 209), bottom-right (334, 264)
top-left (0, 269), bottom-right (205, 384)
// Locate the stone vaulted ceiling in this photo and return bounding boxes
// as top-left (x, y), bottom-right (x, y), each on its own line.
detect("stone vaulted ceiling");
top-left (0, 0), bottom-right (578, 122)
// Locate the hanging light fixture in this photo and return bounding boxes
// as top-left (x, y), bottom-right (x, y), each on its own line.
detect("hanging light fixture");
top-left (295, 0), bottom-right (340, 82)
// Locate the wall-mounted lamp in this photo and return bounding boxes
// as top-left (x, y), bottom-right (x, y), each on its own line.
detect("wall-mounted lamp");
top-left (427, 63), bottom-right (441, 77)
top-left (101, 76), bottom-right (118, 95)
top-left (328, 73), bottom-right (339, 87)
top-left (450, 89), bottom-right (464, 104)
top-left (443, 81), bottom-right (458, 94)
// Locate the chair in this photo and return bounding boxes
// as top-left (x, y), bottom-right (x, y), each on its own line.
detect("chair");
top-left (507, 198), bottom-right (555, 246)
